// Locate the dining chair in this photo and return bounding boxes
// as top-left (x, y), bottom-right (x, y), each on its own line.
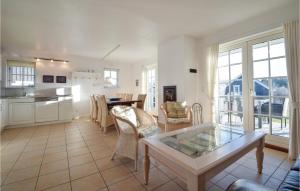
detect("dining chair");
top-left (90, 95), bottom-right (98, 121)
top-left (136, 94), bottom-right (147, 110)
top-left (98, 95), bottom-right (114, 133)
top-left (110, 106), bottom-right (160, 171)
top-left (90, 95), bottom-right (94, 120)
top-left (95, 95), bottom-right (102, 125)
top-left (125, 94), bottom-right (133, 101)
top-left (192, 103), bottom-right (203, 125)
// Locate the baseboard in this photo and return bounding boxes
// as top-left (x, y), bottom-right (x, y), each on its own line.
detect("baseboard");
top-left (265, 143), bottom-right (288, 153)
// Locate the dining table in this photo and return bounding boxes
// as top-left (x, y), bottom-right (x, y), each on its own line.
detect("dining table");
top-left (106, 99), bottom-right (142, 109)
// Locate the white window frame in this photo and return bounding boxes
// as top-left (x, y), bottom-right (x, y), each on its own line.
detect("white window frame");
top-left (7, 60), bottom-right (36, 87)
top-left (103, 68), bottom-right (119, 88)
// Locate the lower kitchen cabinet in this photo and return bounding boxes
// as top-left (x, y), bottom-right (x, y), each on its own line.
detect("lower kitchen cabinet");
top-left (35, 101), bottom-right (59, 122)
top-left (9, 102), bottom-right (35, 125)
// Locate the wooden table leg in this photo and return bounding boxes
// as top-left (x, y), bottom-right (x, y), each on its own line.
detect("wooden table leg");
top-left (144, 144), bottom-right (150, 185)
top-left (256, 137), bottom-right (265, 174)
top-left (187, 173), bottom-right (205, 191)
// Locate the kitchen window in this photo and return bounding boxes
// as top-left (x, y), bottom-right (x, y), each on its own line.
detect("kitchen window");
top-left (7, 60), bottom-right (35, 87)
top-left (104, 68), bottom-right (119, 88)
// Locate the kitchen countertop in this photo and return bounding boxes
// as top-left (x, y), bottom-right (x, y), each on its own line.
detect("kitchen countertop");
top-left (0, 95), bottom-right (72, 102)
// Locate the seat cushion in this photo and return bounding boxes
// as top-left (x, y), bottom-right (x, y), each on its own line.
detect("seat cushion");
top-left (226, 179), bottom-right (272, 191)
top-left (167, 118), bottom-right (190, 124)
top-left (166, 102), bottom-right (187, 118)
top-left (278, 170), bottom-right (299, 191)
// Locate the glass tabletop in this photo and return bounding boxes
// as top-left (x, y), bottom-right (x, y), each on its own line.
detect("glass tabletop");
top-left (160, 126), bottom-right (245, 158)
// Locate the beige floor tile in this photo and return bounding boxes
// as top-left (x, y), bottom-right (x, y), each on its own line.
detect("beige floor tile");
top-left (210, 171), bottom-right (228, 184)
top-left (40, 159), bottom-right (69, 175)
top-left (23, 144), bottom-right (46, 152)
top-left (230, 165), bottom-right (269, 184)
top-left (5, 166), bottom-right (40, 184)
top-left (271, 168), bottom-right (289, 181)
top-left (71, 173), bottom-right (106, 191)
top-left (215, 174), bottom-right (238, 190)
top-left (13, 155), bottom-right (43, 170)
top-left (135, 167), bottom-right (169, 190)
top-left (154, 181), bottom-right (184, 191)
top-left (19, 150), bottom-right (44, 159)
top-left (91, 149), bottom-right (112, 160)
top-left (43, 152), bottom-right (68, 164)
top-left (45, 146), bottom-right (67, 155)
top-left (109, 176), bottom-right (146, 191)
top-left (68, 148), bottom-right (89, 158)
top-left (102, 165), bottom-right (132, 185)
top-left (240, 158), bottom-right (278, 175)
top-left (43, 183), bottom-right (71, 191)
top-left (70, 162), bottom-right (98, 180)
top-left (1, 177), bottom-right (37, 191)
top-left (95, 157), bottom-right (122, 171)
top-left (265, 177), bottom-right (283, 190)
top-left (68, 153), bottom-right (94, 167)
top-left (36, 170), bottom-right (70, 191)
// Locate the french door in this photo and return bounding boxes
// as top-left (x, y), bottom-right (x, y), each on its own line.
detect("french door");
top-left (217, 32), bottom-right (289, 147)
top-left (248, 33), bottom-right (289, 147)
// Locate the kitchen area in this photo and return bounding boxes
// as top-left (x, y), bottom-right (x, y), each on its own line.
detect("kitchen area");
top-left (0, 59), bottom-right (73, 132)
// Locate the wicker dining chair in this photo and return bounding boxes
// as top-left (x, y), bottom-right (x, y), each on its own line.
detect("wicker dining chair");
top-left (136, 94), bottom-right (147, 110)
top-left (192, 103), bottom-right (203, 125)
top-left (95, 95), bottom-right (102, 125)
top-left (90, 95), bottom-right (98, 121)
top-left (98, 95), bottom-right (114, 133)
top-left (125, 94), bottom-right (133, 101)
top-left (110, 106), bottom-right (159, 171)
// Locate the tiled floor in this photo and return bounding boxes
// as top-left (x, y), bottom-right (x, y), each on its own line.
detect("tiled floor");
top-left (0, 118), bottom-right (294, 191)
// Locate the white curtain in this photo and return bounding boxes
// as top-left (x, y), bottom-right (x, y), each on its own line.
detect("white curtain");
top-left (207, 44), bottom-right (219, 122)
top-left (284, 20), bottom-right (300, 160)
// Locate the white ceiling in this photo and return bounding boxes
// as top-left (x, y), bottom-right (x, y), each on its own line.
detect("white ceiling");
top-left (1, 0), bottom-right (296, 64)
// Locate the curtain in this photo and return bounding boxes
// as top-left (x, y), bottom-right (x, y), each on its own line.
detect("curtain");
top-left (284, 20), bottom-right (300, 160)
top-left (207, 44), bottom-right (219, 122)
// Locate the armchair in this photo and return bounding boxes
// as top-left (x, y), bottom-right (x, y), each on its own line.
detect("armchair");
top-left (110, 106), bottom-right (160, 171)
top-left (160, 102), bottom-right (192, 132)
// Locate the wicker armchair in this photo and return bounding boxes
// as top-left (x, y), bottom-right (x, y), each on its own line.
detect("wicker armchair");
top-left (160, 102), bottom-right (192, 132)
top-left (136, 94), bottom-right (147, 110)
top-left (110, 106), bottom-right (160, 171)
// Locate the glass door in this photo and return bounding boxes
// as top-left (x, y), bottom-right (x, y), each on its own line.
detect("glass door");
top-left (217, 47), bottom-right (244, 128)
top-left (248, 34), bottom-right (289, 145)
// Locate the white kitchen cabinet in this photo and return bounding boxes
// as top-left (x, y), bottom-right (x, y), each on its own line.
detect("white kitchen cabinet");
top-left (35, 101), bottom-right (59, 122)
top-left (59, 99), bottom-right (73, 121)
top-left (1, 99), bottom-right (9, 130)
top-left (9, 102), bottom-right (35, 125)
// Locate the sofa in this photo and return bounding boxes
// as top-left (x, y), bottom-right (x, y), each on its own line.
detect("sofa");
top-left (226, 157), bottom-right (300, 191)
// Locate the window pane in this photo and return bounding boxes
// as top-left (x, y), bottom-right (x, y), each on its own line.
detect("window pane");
top-left (254, 115), bottom-right (270, 132)
top-left (271, 117), bottom-right (289, 137)
top-left (230, 80), bottom-right (242, 96)
top-left (231, 113), bottom-right (243, 127)
top-left (218, 83), bottom-right (229, 96)
top-left (230, 48), bottom-right (242, 64)
top-left (270, 38), bottom-right (285, 58)
top-left (111, 79), bottom-right (117, 86)
top-left (111, 71), bottom-right (117, 78)
top-left (218, 66), bottom-right (229, 82)
top-left (104, 71), bottom-right (110, 78)
top-left (271, 97), bottom-right (286, 116)
top-left (219, 97), bottom-right (230, 112)
top-left (254, 98), bottom-right (269, 115)
top-left (253, 42), bottom-right (268, 61)
top-left (218, 52), bottom-right (229, 66)
top-left (230, 64), bottom-right (242, 80)
top-left (219, 112), bottom-right (230, 125)
top-left (270, 58), bottom-right (287, 77)
top-left (254, 78), bottom-right (269, 96)
top-left (253, 60), bottom-right (269, 78)
top-left (231, 97), bottom-right (243, 113)
top-left (271, 77), bottom-right (288, 96)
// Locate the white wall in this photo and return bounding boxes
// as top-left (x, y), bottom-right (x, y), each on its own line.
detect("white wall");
top-left (157, 35), bottom-right (199, 122)
top-left (196, 0), bottom-right (299, 123)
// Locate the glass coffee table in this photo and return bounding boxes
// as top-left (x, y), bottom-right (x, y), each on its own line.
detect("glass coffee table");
top-left (142, 124), bottom-right (266, 191)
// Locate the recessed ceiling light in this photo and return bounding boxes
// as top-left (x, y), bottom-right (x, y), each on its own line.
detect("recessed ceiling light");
top-left (50, 59), bottom-right (54, 62)
top-left (36, 58), bottom-right (40, 61)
